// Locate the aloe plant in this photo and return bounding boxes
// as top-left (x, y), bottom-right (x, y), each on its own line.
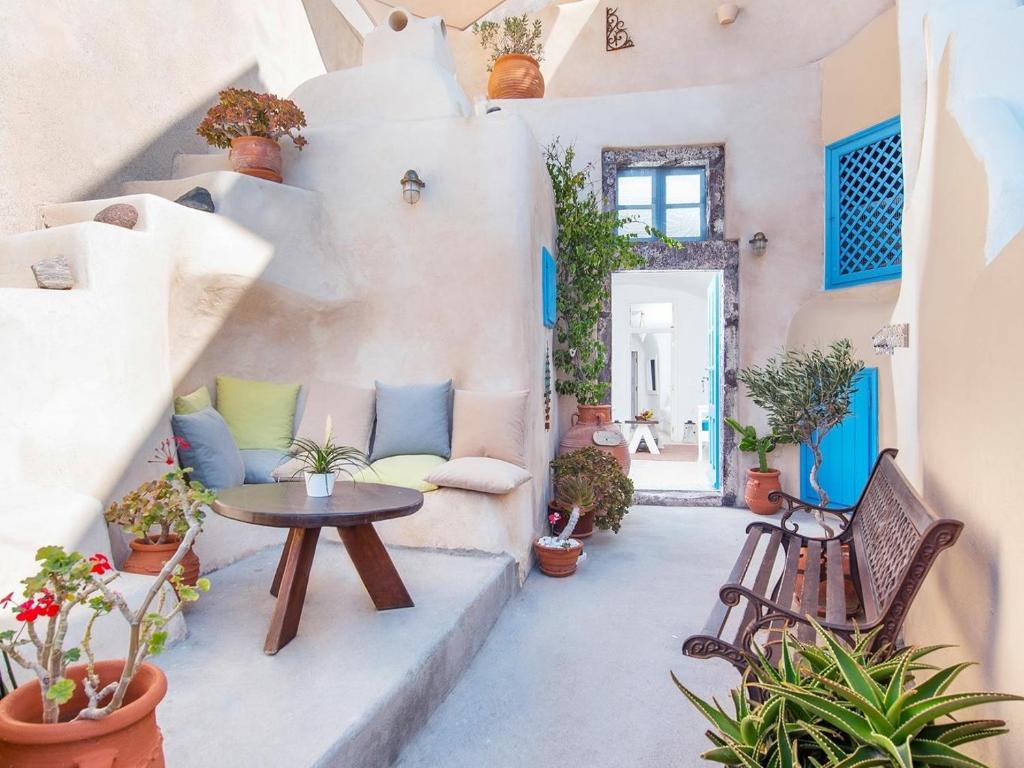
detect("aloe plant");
top-left (675, 619), bottom-right (1021, 767)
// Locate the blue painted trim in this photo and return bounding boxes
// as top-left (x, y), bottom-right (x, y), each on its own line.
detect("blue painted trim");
top-left (825, 116), bottom-right (903, 290)
top-left (616, 167), bottom-right (706, 242)
top-left (542, 247), bottom-right (557, 328)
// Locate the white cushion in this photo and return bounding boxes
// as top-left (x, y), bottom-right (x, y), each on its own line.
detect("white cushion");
top-left (450, 389), bottom-right (528, 467)
top-left (424, 457), bottom-right (531, 495)
top-left (294, 380), bottom-right (376, 454)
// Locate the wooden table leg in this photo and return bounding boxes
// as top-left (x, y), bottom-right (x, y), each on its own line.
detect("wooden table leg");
top-left (264, 527), bottom-right (320, 655)
top-left (337, 524), bottom-right (414, 610)
top-left (270, 528), bottom-right (297, 598)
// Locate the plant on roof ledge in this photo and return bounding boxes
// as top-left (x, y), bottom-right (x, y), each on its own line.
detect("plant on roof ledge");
top-left (675, 617), bottom-right (1021, 767)
top-left (473, 14), bottom-right (546, 99)
top-left (197, 88), bottom-right (308, 184)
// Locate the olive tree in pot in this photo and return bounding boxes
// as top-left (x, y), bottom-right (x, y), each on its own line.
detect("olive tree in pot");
top-left (472, 14), bottom-right (545, 99)
top-left (0, 469), bottom-right (212, 766)
top-left (724, 418), bottom-right (782, 515)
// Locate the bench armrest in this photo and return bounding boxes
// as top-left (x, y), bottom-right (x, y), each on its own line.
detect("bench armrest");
top-left (768, 490), bottom-right (856, 541)
top-left (718, 582), bottom-right (866, 637)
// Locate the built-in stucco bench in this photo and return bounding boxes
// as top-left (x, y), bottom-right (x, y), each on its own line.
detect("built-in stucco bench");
top-left (683, 449), bottom-right (964, 673)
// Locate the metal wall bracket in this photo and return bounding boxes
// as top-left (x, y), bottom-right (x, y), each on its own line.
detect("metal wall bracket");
top-left (606, 7), bottom-right (635, 52)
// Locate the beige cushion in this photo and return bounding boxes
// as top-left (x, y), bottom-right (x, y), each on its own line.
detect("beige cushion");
top-left (424, 457), bottom-right (531, 495)
top-left (450, 389), bottom-right (528, 467)
top-left (295, 380), bottom-right (376, 454)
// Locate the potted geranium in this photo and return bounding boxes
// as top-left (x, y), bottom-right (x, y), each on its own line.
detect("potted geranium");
top-left (0, 474), bottom-right (211, 765)
top-left (535, 475), bottom-right (593, 576)
top-left (724, 418), bottom-right (782, 515)
top-left (196, 87), bottom-right (308, 183)
top-left (550, 447), bottom-right (633, 534)
top-left (472, 14), bottom-right (545, 99)
top-left (291, 417), bottom-right (370, 497)
top-left (105, 437), bottom-right (209, 585)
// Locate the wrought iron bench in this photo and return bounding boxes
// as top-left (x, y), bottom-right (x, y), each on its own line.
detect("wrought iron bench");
top-left (682, 449), bottom-right (963, 673)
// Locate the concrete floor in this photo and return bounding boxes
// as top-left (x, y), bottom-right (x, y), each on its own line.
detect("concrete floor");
top-left (154, 541), bottom-right (517, 768)
top-left (396, 505), bottom-right (760, 768)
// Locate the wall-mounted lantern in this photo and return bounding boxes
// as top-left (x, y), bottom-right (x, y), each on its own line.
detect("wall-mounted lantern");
top-left (400, 170), bottom-right (425, 205)
top-left (748, 231), bottom-right (768, 257)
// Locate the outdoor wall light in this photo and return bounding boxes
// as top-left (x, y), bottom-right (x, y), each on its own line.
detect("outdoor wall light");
top-left (401, 170), bottom-right (425, 205)
top-left (749, 231), bottom-right (768, 257)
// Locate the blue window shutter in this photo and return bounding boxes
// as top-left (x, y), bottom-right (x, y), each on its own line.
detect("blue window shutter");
top-left (542, 247), bottom-right (557, 328)
top-left (825, 117), bottom-right (904, 289)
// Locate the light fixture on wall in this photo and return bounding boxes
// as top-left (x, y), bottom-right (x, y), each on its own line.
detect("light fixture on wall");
top-left (400, 170), bottom-right (425, 204)
top-left (748, 231), bottom-right (768, 257)
top-left (716, 3), bottom-right (740, 25)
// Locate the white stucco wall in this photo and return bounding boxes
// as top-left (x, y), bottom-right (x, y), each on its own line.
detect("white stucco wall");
top-left (0, 1), bottom-right (362, 236)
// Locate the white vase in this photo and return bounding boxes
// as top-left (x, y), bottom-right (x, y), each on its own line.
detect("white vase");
top-left (304, 472), bottom-right (336, 497)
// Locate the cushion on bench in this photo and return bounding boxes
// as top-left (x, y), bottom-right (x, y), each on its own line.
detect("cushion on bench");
top-left (424, 457), bottom-right (531, 495)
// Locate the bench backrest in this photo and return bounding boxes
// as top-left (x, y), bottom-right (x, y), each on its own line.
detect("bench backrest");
top-left (848, 450), bottom-right (963, 635)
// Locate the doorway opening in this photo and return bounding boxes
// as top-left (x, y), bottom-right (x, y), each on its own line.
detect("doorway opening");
top-left (611, 270), bottom-right (723, 493)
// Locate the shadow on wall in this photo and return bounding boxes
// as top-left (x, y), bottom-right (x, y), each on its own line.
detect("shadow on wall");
top-left (73, 66), bottom-right (270, 212)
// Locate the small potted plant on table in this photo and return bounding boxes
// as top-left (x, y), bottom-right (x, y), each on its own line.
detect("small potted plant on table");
top-left (535, 476), bottom-right (593, 577)
top-left (724, 418), bottom-right (782, 514)
top-left (472, 14), bottom-right (546, 100)
top-left (291, 417), bottom-right (370, 498)
top-left (105, 437), bottom-right (212, 586)
top-left (197, 87), bottom-right (308, 183)
top-left (0, 475), bottom-right (211, 766)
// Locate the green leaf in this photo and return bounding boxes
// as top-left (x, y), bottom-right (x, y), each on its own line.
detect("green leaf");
top-left (911, 739), bottom-right (992, 767)
top-left (148, 630), bottom-right (168, 656)
top-left (892, 693), bottom-right (1024, 743)
top-left (808, 672), bottom-right (892, 734)
top-left (919, 719), bottom-right (1007, 747)
top-left (832, 745), bottom-right (891, 768)
top-left (672, 672), bottom-right (741, 741)
top-left (883, 642), bottom-right (914, 712)
top-left (196, 577), bottom-right (211, 592)
top-left (701, 746), bottom-right (746, 764)
top-left (808, 616), bottom-right (885, 709)
top-left (757, 682), bottom-right (873, 741)
top-left (906, 662), bottom-right (974, 704)
top-left (63, 648), bottom-right (81, 664)
top-left (776, 703), bottom-right (795, 768)
top-left (177, 586), bottom-right (199, 602)
top-left (863, 732), bottom-right (913, 768)
top-left (799, 720), bottom-right (846, 762)
top-left (46, 677), bottom-right (75, 704)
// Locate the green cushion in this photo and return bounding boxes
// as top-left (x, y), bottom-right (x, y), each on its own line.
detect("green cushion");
top-left (215, 376), bottom-right (300, 451)
top-left (355, 454), bottom-right (446, 493)
top-left (174, 385), bottom-right (212, 415)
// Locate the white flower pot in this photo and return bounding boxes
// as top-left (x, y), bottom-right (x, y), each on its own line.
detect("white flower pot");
top-left (304, 472), bottom-right (337, 497)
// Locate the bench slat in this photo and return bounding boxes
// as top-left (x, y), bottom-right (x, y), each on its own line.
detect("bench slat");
top-left (775, 540), bottom-right (802, 613)
top-left (850, 521), bottom-right (879, 622)
top-left (825, 539), bottom-right (846, 624)
top-left (797, 540), bottom-right (822, 643)
top-left (736, 529), bottom-right (783, 644)
top-left (702, 527), bottom-right (765, 637)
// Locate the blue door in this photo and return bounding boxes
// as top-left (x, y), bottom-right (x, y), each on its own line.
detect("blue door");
top-left (706, 274), bottom-right (721, 490)
top-left (800, 368), bottom-right (878, 507)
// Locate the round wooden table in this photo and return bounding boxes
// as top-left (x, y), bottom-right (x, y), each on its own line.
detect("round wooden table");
top-left (213, 481), bottom-right (423, 655)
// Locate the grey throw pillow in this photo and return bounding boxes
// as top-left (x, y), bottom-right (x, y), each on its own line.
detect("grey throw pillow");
top-left (240, 449), bottom-right (291, 484)
top-left (172, 407), bottom-right (245, 490)
top-left (370, 380), bottom-right (453, 462)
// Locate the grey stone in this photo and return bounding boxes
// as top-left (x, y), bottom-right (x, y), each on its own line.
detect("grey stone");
top-left (93, 203), bottom-right (139, 229)
top-left (174, 186), bottom-right (215, 212)
top-left (31, 255), bottom-right (74, 290)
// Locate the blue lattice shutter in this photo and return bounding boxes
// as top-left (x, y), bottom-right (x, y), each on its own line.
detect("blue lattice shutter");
top-left (825, 117), bottom-right (904, 289)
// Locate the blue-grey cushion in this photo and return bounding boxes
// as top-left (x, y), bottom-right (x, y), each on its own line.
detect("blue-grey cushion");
top-left (240, 449), bottom-right (291, 484)
top-left (172, 407), bottom-right (245, 490)
top-left (370, 380), bottom-right (453, 462)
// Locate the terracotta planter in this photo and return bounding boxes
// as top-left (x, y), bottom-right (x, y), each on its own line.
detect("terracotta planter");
top-left (534, 540), bottom-right (583, 577)
top-left (794, 544), bottom-right (861, 618)
top-left (559, 404), bottom-right (631, 473)
top-left (123, 536), bottom-right (200, 587)
top-left (0, 660), bottom-right (167, 767)
top-left (229, 136), bottom-right (283, 183)
top-left (744, 468), bottom-right (783, 514)
top-left (487, 54), bottom-right (545, 99)
top-left (548, 500), bottom-right (595, 539)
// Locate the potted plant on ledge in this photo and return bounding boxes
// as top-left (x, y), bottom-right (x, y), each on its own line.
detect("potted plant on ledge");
top-left (291, 417), bottom-right (371, 498)
top-left (105, 437), bottom-right (212, 586)
top-left (535, 475), bottom-right (593, 576)
top-left (472, 14), bottom-right (545, 100)
top-left (724, 418), bottom-right (782, 515)
top-left (0, 476), bottom-right (211, 765)
top-left (548, 473), bottom-right (598, 539)
top-left (197, 87), bottom-right (308, 184)
top-left (550, 447), bottom-right (634, 534)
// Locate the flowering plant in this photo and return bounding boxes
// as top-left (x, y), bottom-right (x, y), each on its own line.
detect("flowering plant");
top-left (104, 437), bottom-right (212, 544)
top-left (197, 88), bottom-right (308, 150)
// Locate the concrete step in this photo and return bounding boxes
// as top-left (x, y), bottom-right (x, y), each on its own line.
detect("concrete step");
top-left (154, 542), bottom-right (517, 768)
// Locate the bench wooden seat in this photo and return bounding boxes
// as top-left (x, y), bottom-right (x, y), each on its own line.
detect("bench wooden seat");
top-left (682, 449), bottom-right (963, 673)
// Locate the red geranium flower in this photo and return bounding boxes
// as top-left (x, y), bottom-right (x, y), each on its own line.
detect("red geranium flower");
top-left (15, 600), bottom-right (39, 622)
top-left (548, 512), bottom-right (561, 525)
top-left (0, 592), bottom-right (13, 608)
top-left (174, 435), bottom-right (191, 451)
top-left (89, 553), bottom-right (113, 575)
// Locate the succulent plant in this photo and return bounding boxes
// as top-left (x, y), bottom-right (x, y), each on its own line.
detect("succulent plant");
top-left (556, 474), bottom-right (596, 514)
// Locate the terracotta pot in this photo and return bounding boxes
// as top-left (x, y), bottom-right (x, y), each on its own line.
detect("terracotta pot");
top-left (559, 404), bottom-right (631, 473)
top-left (548, 501), bottom-right (595, 539)
top-left (123, 536), bottom-right (200, 587)
top-left (744, 468), bottom-right (783, 514)
top-left (534, 540), bottom-right (583, 577)
top-left (794, 544), bottom-right (861, 618)
top-left (0, 660), bottom-right (167, 767)
top-left (229, 136), bottom-right (283, 183)
top-left (487, 54), bottom-right (545, 99)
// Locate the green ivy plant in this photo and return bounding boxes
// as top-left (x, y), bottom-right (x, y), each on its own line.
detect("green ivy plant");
top-left (724, 418), bottom-right (778, 473)
top-left (738, 339), bottom-right (864, 509)
top-left (675, 618), bottom-right (1021, 767)
top-left (550, 447), bottom-right (633, 533)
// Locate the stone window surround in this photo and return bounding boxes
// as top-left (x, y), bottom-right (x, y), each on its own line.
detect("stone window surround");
top-left (600, 144), bottom-right (739, 507)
